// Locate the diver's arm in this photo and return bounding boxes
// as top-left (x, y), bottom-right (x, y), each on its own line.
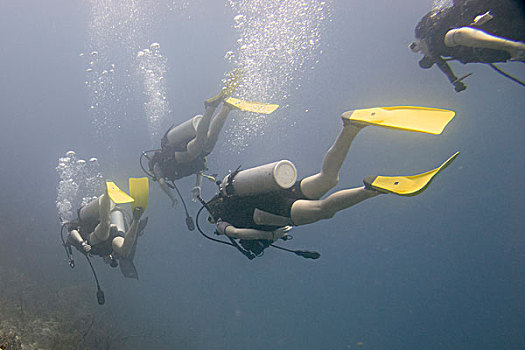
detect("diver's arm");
top-left (217, 220), bottom-right (286, 241)
top-left (435, 57), bottom-right (458, 83)
top-left (192, 173), bottom-right (203, 200)
top-left (435, 58), bottom-right (466, 92)
top-left (158, 177), bottom-right (178, 207)
top-left (153, 162), bottom-right (178, 207)
top-left (67, 229), bottom-right (91, 252)
top-left (224, 225), bottom-right (276, 240)
top-left (67, 229), bottom-right (84, 245)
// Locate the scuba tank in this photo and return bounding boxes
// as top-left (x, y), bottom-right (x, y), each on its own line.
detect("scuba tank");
top-left (222, 160), bottom-right (297, 197)
top-left (78, 196), bottom-right (102, 223)
top-left (110, 209), bottom-right (127, 235)
top-left (78, 196), bottom-right (122, 232)
top-left (165, 114), bottom-right (202, 151)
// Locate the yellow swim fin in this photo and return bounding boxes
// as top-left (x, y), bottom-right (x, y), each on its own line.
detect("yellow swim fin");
top-left (364, 152), bottom-right (459, 196)
top-left (342, 106), bottom-right (455, 135)
top-left (129, 177), bottom-right (149, 211)
top-left (225, 97), bottom-right (279, 114)
top-left (106, 182), bottom-right (134, 204)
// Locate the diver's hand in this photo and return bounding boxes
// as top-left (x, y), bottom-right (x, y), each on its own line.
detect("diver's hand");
top-left (272, 226), bottom-right (292, 241)
top-left (132, 206), bottom-right (144, 220)
top-left (453, 80), bottom-right (466, 92)
top-left (215, 220), bottom-right (231, 235)
top-left (81, 241), bottom-right (91, 253)
top-left (191, 186), bottom-right (201, 202)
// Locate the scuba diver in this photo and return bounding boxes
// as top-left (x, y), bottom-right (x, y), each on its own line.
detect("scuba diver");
top-left (410, 0), bottom-right (525, 92)
top-left (60, 178), bottom-right (149, 304)
top-left (196, 106), bottom-right (459, 260)
top-left (140, 70), bottom-right (278, 230)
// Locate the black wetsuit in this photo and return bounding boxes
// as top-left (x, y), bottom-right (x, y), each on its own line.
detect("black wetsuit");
top-left (149, 122), bottom-right (209, 182)
top-left (151, 145), bottom-right (207, 182)
top-left (416, 0), bottom-right (525, 63)
top-left (67, 218), bottom-right (122, 258)
top-left (206, 181), bottom-right (308, 231)
top-left (415, 0), bottom-right (525, 91)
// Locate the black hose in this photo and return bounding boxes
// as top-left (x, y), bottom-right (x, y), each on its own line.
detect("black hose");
top-left (195, 205), bottom-right (236, 247)
top-left (270, 244), bottom-right (320, 259)
top-left (141, 149), bottom-right (195, 230)
top-left (169, 180), bottom-right (195, 231)
top-left (195, 205), bottom-right (255, 259)
top-left (195, 199), bottom-right (318, 260)
top-left (489, 63), bottom-right (525, 87)
top-left (60, 224), bottom-right (75, 268)
top-left (85, 255), bottom-right (105, 305)
top-left (139, 150), bottom-right (158, 179)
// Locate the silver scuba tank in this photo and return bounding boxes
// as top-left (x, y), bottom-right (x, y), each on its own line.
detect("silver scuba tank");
top-left (78, 195), bottom-right (117, 224)
top-left (78, 196), bottom-right (101, 223)
top-left (110, 209), bottom-right (127, 236)
top-left (223, 160), bottom-right (297, 197)
top-left (166, 115), bottom-right (202, 151)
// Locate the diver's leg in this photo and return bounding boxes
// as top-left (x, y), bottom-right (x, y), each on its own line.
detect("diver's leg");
top-left (203, 104), bottom-right (233, 154)
top-left (253, 209), bottom-right (294, 227)
top-left (300, 121), bottom-right (365, 199)
top-left (290, 187), bottom-right (380, 226)
top-left (445, 27), bottom-right (525, 60)
top-left (175, 106), bottom-right (215, 163)
top-left (88, 192), bottom-right (112, 245)
top-left (112, 207), bottom-right (144, 259)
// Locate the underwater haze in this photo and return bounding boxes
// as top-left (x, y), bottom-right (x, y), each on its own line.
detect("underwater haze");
top-left (1, 0), bottom-right (524, 349)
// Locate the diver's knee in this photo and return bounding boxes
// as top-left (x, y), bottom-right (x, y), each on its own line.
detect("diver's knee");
top-left (320, 175), bottom-right (339, 191)
top-left (317, 202), bottom-right (336, 220)
top-left (445, 27), bottom-right (472, 47)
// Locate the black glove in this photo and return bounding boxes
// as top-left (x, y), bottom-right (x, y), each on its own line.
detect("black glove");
top-left (215, 220), bottom-right (231, 235)
top-left (453, 80), bottom-right (467, 92)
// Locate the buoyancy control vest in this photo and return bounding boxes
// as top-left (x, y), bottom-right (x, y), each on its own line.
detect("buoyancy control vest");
top-left (416, 0), bottom-right (525, 63)
top-left (151, 129), bottom-right (208, 181)
top-left (71, 209), bottom-right (123, 258)
top-left (205, 192), bottom-right (283, 232)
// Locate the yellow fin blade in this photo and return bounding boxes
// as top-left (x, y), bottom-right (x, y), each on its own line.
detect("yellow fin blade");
top-left (225, 97), bottom-right (279, 114)
top-left (369, 152), bottom-right (459, 196)
top-left (106, 182), bottom-right (134, 204)
top-left (343, 106), bottom-right (455, 135)
top-left (129, 177), bottom-right (149, 211)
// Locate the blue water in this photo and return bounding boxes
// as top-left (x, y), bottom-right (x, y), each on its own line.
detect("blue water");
top-left (0, 0), bottom-right (524, 349)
